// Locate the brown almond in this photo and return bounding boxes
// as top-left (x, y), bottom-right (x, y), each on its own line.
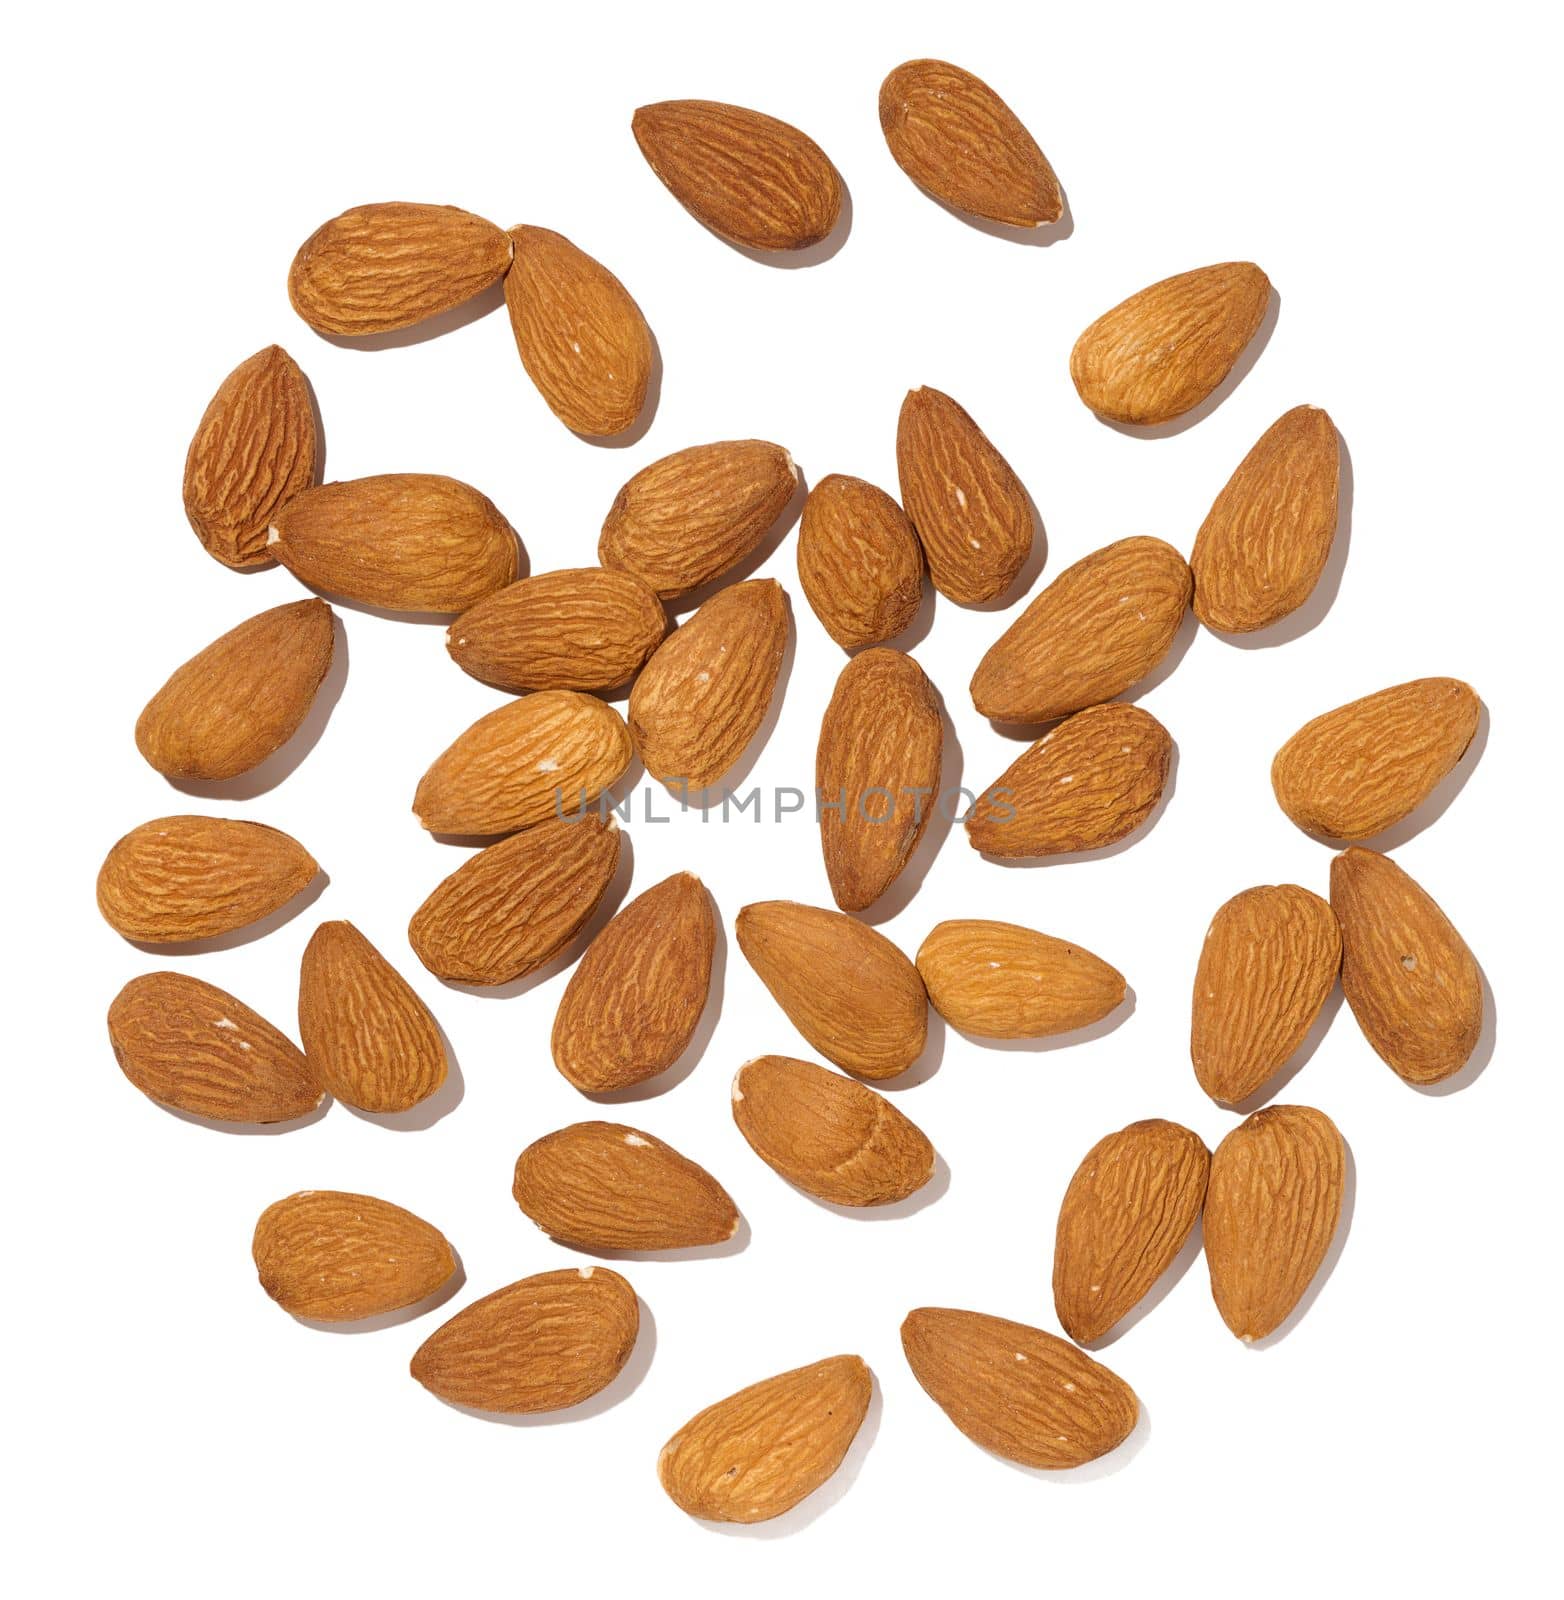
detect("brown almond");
top-left (796, 473), bottom-right (924, 649)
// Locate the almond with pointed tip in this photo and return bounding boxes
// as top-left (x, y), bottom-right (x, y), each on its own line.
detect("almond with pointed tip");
top-left (796, 473), bottom-right (924, 649)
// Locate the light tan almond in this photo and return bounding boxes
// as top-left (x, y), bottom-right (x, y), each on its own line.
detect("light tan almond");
top-left (796, 473), bottom-right (924, 649)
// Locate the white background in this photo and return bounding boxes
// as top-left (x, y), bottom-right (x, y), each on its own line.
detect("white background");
top-left (8, 2), bottom-right (1558, 1593)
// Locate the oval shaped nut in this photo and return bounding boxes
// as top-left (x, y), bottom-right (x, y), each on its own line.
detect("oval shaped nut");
top-left (970, 537), bottom-right (1192, 724)
top-left (901, 1308), bottom-right (1138, 1469)
top-left (1204, 1104), bottom-right (1346, 1341)
top-left (658, 1356), bottom-right (872, 1523)
top-left (1191, 885), bottom-right (1342, 1106)
top-left (916, 919), bottom-right (1126, 1039)
top-left (735, 901), bottom-right (927, 1080)
top-left (1070, 263), bottom-right (1272, 427)
top-left (632, 100), bottom-right (844, 252)
top-left (1271, 677), bottom-right (1481, 841)
top-left (411, 1267), bottom-right (639, 1414)
top-left (183, 345), bottom-right (318, 571)
top-left (408, 814), bottom-right (620, 986)
top-left (299, 920), bottom-right (448, 1113)
top-left (1191, 406), bottom-right (1341, 634)
top-left (1330, 848), bottom-right (1482, 1085)
top-left (96, 816), bottom-right (319, 944)
top-left (967, 702), bottom-right (1173, 859)
top-left (135, 599), bottom-right (336, 781)
top-left (1052, 1120), bottom-right (1211, 1344)
top-left (796, 473), bottom-right (924, 650)
top-left (512, 1121), bottom-right (739, 1252)
top-left (252, 1190), bottom-right (456, 1321)
top-left (897, 386), bottom-right (1033, 605)
top-left (731, 1056), bottom-right (935, 1207)
top-left (108, 971), bottom-right (322, 1124)
top-left (268, 474), bottom-right (520, 615)
top-left (287, 201), bottom-right (513, 337)
top-left (504, 225), bottom-right (654, 438)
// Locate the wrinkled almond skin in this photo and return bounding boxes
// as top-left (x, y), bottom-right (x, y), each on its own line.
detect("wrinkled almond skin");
top-left (1331, 848), bottom-right (1482, 1085)
top-left (298, 921), bottom-right (448, 1112)
top-left (1271, 677), bottom-right (1481, 841)
top-left (902, 1308), bottom-right (1138, 1468)
top-left (599, 440), bottom-right (797, 599)
top-left (796, 474), bottom-right (924, 649)
top-left (632, 100), bottom-right (844, 252)
top-left (817, 649), bottom-right (943, 912)
top-left (411, 1267), bottom-right (639, 1413)
top-left (735, 900), bottom-right (927, 1079)
top-left (1191, 885), bottom-right (1342, 1106)
top-left (1070, 263), bottom-right (1272, 426)
top-left (878, 59), bottom-right (1062, 228)
top-left (1192, 406), bottom-right (1341, 633)
top-left (253, 1191), bottom-right (455, 1321)
top-left (658, 1356), bottom-right (872, 1523)
top-left (183, 345), bottom-right (318, 570)
top-left (551, 872), bottom-right (716, 1093)
top-left (107, 972), bottom-right (322, 1124)
top-left (967, 702), bottom-right (1173, 858)
top-left (731, 1055), bottom-right (934, 1207)
top-left (512, 1121), bottom-right (739, 1251)
top-left (1204, 1105), bottom-right (1346, 1341)
top-left (504, 225), bottom-right (653, 437)
top-left (135, 599), bottom-right (335, 781)
top-left (629, 579), bottom-right (789, 791)
top-left (897, 386), bottom-right (1033, 604)
top-left (96, 816), bottom-right (319, 944)
top-left (970, 537), bottom-right (1192, 723)
top-left (916, 919), bottom-right (1126, 1039)
top-left (408, 814), bottom-right (620, 986)
top-left (288, 202), bottom-right (513, 336)
top-left (268, 474), bottom-right (520, 615)
top-left (1053, 1120), bottom-right (1211, 1344)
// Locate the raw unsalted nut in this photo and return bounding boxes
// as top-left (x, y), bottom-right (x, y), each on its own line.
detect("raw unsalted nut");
top-left (135, 599), bottom-right (336, 781)
top-left (632, 100), bottom-right (844, 252)
top-left (252, 1190), bottom-right (456, 1321)
top-left (970, 536), bottom-right (1192, 723)
top-left (96, 816), bottom-right (319, 944)
top-left (1272, 677), bottom-right (1481, 841)
top-left (916, 919), bottom-right (1126, 1039)
top-left (1052, 1120), bottom-right (1211, 1344)
top-left (1330, 847), bottom-right (1482, 1085)
top-left (1204, 1104), bottom-right (1346, 1341)
top-left (796, 473), bottom-right (924, 649)
top-left (901, 1307), bottom-right (1139, 1468)
top-left (512, 1121), bottom-right (739, 1251)
top-left (551, 872), bottom-right (716, 1093)
top-left (183, 346), bottom-right (318, 570)
top-left (1191, 885), bottom-right (1342, 1106)
top-left (1070, 263), bottom-right (1272, 426)
top-left (966, 702), bottom-right (1173, 858)
top-left (658, 1356), bottom-right (872, 1523)
top-left (287, 202), bottom-right (513, 337)
top-left (816, 648), bottom-right (943, 912)
top-left (878, 59), bottom-right (1062, 228)
top-left (731, 1055), bottom-right (935, 1207)
top-left (107, 971), bottom-right (322, 1124)
top-left (411, 1267), bottom-right (639, 1413)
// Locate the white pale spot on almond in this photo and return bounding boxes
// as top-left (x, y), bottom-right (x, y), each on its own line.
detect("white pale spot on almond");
top-left (213, 1017), bottom-right (238, 1031)
top-left (623, 1133), bottom-right (650, 1147)
top-left (265, 525), bottom-right (282, 546)
top-left (577, 1266), bottom-right (594, 1278)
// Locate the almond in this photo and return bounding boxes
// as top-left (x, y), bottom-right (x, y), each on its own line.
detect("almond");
top-left (1053, 1120), bottom-right (1210, 1344)
top-left (1191, 406), bottom-right (1341, 633)
top-left (1070, 263), bottom-right (1272, 426)
top-left (796, 473), bottom-right (924, 649)
top-left (1271, 677), bottom-right (1481, 840)
top-left (816, 648), bottom-right (943, 911)
top-left (631, 101), bottom-right (844, 252)
top-left (970, 536), bottom-right (1192, 723)
top-left (96, 815), bottom-right (319, 944)
top-left (135, 598), bottom-right (336, 781)
top-left (1330, 848), bottom-right (1482, 1085)
top-left (658, 1356), bottom-right (871, 1523)
top-left (735, 900), bottom-right (927, 1079)
top-left (512, 1121), bottom-right (739, 1251)
top-left (901, 1307), bottom-right (1138, 1468)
